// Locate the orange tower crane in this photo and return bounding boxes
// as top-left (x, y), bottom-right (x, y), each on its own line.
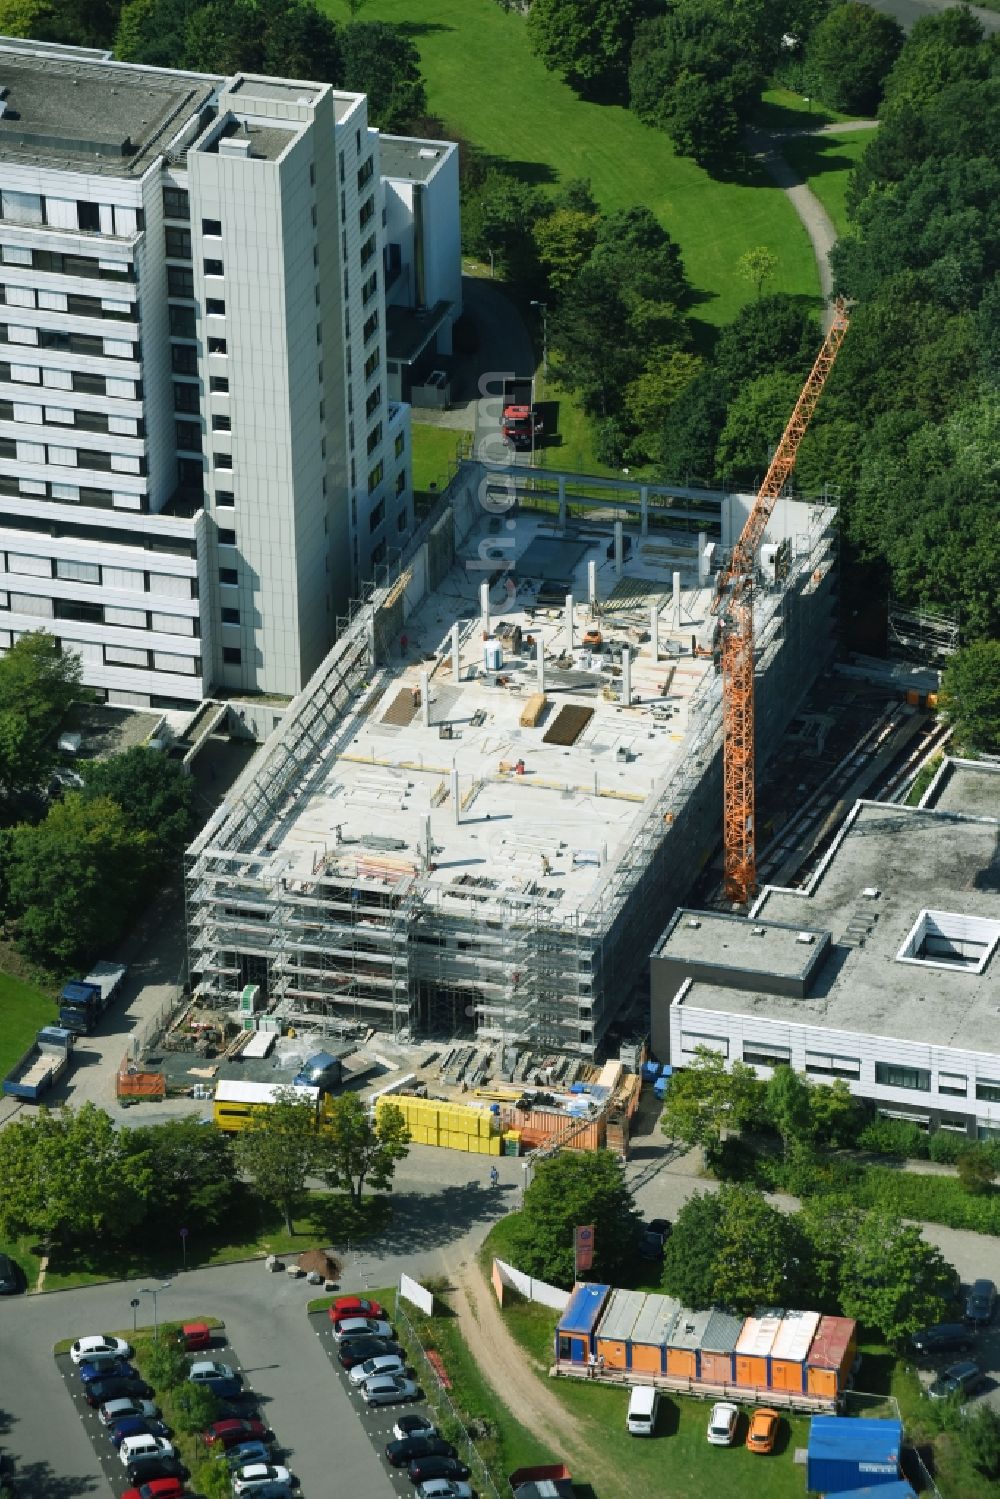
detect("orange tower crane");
top-left (712, 302), bottom-right (850, 906)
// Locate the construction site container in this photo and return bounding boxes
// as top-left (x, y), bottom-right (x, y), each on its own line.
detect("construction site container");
top-left (628, 1294), bottom-right (680, 1376)
top-left (769, 1309), bottom-right (820, 1394)
top-left (697, 1308), bottom-right (744, 1384)
top-left (806, 1316), bottom-right (857, 1399)
top-left (213, 1080), bottom-right (320, 1131)
top-left (665, 1308), bottom-right (713, 1379)
top-left (555, 1284), bottom-right (611, 1365)
top-left (825, 1485), bottom-right (914, 1499)
top-left (503, 1131), bottom-right (521, 1156)
top-left (807, 1417), bottom-right (902, 1493)
top-left (595, 1288), bottom-right (645, 1372)
top-left (508, 1108), bottom-right (604, 1152)
top-left (734, 1309), bottom-right (784, 1389)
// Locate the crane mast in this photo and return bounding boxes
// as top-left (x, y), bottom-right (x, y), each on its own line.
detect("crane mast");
top-left (714, 303), bottom-right (850, 906)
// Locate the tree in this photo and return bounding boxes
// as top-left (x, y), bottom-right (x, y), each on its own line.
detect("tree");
top-left (738, 246), bottom-right (779, 299)
top-left (511, 1150), bottom-right (643, 1288)
top-left (661, 1191), bottom-right (724, 1306)
top-left (623, 354), bottom-right (704, 460)
top-left (804, 2), bottom-right (903, 114)
top-left (659, 1046), bottom-right (762, 1158)
top-left (7, 794), bottom-right (151, 967)
top-left (839, 1209), bottom-right (956, 1342)
top-left (0, 632), bottom-right (84, 799)
top-left (317, 1095), bottom-right (410, 1204)
top-left (794, 1195), bottom-right (862, 1312)
top-left (966, 1404), bottom-right (1000, 1481)
top-left (589, 206), bottom-right (690, 310)
top-left (0, 1103), bottom-right (153, 1248)
top-left (939, 642), bottom-right (1000, 753)
top-left (714, 370), bottom-right (803, 482)
top-left (658, 370), bottom-right (729, 481)
top-left (808, 1078), bottom-right (859, 1149)
top-left (232, 1087), bottom-right (318, 1234)
top-left (81, 746), bottom-right (197, 858)
top-left (462, 168), bottom-right (545, 284)
top-left (172, 1382), bottom-right (220, 1432)
top-left (126, 1116), bottom-right (239, 1233)
top-left (260, 0), bottom-right (343, 82)
top-left (0, 0), bottom-right (121, 47)
top-left (142, 1337), bottom-right (190, 1389)
top-left (956, 1146), bottom-right (996, 1196)
top-left (533, 208), bottom-right (600, 296)
top-left (710, 1185), bottom-right (804, 1312)
top-left (880, 6), bottom-right (990, 120)
top-left (528, 0), bottom-right (644, 101)
top-left (712, 294), bottom-right (820, 397)
top-left (662, 69), bottom-right (747, 164)
top-left (342, 21), bottom-right (426, 132)
top-left (765, 1065), bottom-right (813, 1160)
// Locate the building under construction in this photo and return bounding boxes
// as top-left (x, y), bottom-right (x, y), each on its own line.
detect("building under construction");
top-left (185, 462), bottom-right (837, 1058)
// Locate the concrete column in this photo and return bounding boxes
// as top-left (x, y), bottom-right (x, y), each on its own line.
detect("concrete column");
top-left (424, 815), bottom-right (433, 870)
top-left (650, 603), bottom-right (659, 663)
top-left (451, 767), bottom-right (460, 823)
top-left (480, 580), bottom-right (490, 635)
top-left (587, 559), bottom-right (597, 612)
top-left (537, 636), bottom-right (545, 691)
top-left (565, 592), bottom-right (574, 651)
top-left (451, 622), bottom-right (461, 683)
top-left (672, 570), bottom-right (681, 630)
top-left (614, 520), bottom-right (623, 577)
top-left (420, 670), bottom-right (430, 727)
top-left (558, 475), bottom-right (567, 531)
top-left (640, 486), bottom-right (649, 536)
top-left (697, 531), bottom-right (708, 584)
top-left (621, 645), bottom-right (631, 707)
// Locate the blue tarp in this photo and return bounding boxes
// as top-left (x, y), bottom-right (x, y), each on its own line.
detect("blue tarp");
top-left (807, 1417), bottom-right (903, 1494)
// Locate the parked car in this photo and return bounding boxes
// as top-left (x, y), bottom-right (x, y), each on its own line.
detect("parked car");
top-left (407, 1456), bottom-right (470, 1486)
top-left (179, 1321), bottom-right (212, 1351)
top-left (118, 1436), bottom-right (175, 1469)
top-left (80, 1358), bottom-right (137, 1384)
top-left (393, 1415), bottom-right (436, 1442)
top-left (333, 1316), bottom-right (393, 1343)
top-left (638, 1229), bottom-right (665, 1261)
top-left (187, 1360), bottom-right (243, 1399)
top-left (0, 1254), bottom-right (23, 1295)
top-left (230, 1463), bottom-right (292, 1498)
top-left (329, 1296), bottom-right (385, 1323)
top-left (385, 1436), bottom-right (456, 1467)
top-left (909, 1323), bottom-right (974, 1357)
top-left (928, 1361), bottom-right (984, 1401)
top-left (224, 1443), bottom-right (272, 1472)
top-left (415, 1482), bottom-right (473, 1499)
top-left (111, 1419), bottom-right (172, 1450)
top-left (706, 1401), bottom-right (739, 1446)
top-left (85, 1377), bottom-right (155, 1409)
top-left (120, 1479), bottom-right (184, 1499)
top-left (965, 1279), bottom-right (997, 1328)
top-left (123, 1457), bottom-right (185, 1486)
top-left (361, 1375), bottom-right (419, 1406)
top-left (338, 1337), bottom-right (401, 1370)
top-left (202, 1419), bottom-right (269, 1449)
top-left (745, 1408), bottom-right (780, 1455)
top-left (648, 1218), bottom-right (671, 1241)
top-left (100, 1399), bottom-right (161, 1427)
top-left (71, 1335), bottom-right (133, 1366)
top-left (349, 1354), bottom-right (406, 1387)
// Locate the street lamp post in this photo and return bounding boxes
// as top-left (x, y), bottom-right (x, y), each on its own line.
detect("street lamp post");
top-left (130, 1297), bottom-right (141, 1335)
top-left (530, 300), bottom-right (548, 378)
top-left (140, 1281), bottom-right (172, 1342)
top-left (486, 247), bottom-right (495, 279)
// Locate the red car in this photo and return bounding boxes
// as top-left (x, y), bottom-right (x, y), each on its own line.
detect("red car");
top-left (328, 1295), bottom-right (385, 1323)
top-left (202, 1418), bottom-right (268, 1449)
top-left (121, 1481), bottom-right (184, 1499)
top-left (180, 1321), bottom-right (211, 1351)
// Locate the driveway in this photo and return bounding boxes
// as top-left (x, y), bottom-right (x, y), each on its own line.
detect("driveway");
top-left (867, 0), bottom-right (1000, 33)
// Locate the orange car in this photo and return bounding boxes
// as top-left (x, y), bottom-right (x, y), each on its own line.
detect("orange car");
top-left (745, 1407), bottom-right (780, 1455)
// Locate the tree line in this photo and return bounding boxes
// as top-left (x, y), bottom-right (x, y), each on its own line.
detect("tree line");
top-left (0, 633), bottom-right (198, 970)
top-left (0, 1092), bottom-right (409, 1255)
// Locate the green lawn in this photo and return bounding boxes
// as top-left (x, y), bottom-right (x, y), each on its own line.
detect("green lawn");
top-left (0, 968), bottom-right (57, 1080)
top-left (324, 0), bottom-right (820, 334)
top-left (410, 420), bottom-right (467, 498)
top-left (781, 130), bottom-right (878, 239)
top-left (754, 86), bottom-right (863, 132)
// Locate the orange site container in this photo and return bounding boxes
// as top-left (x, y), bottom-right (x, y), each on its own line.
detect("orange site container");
top-left (806, 1315), bottom-right (857, 1399)
top-left (629, 1294), bottom-right (679, 1376)
top-left (734, 1309), bottom-right (783, 1390)
top-left (769, 1310), bottom-right (820, 1394)
top-left (595, 1288), bottom-right (645, 1372)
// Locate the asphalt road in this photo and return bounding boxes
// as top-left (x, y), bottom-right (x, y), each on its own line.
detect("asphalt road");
top-left (867, 0), bottom-right (1000, 32)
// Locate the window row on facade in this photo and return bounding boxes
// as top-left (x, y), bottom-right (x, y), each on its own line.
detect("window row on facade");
top-left (0, 190), bottom-right (142, 237)
top-left (0, 590), bottom-right (197, 635)
top-left (1, 244), bottom-right (131, 283)
top-left (0, 435), bottom-right (143, 476)
top-left (0, 323), bottom-right (137, 360)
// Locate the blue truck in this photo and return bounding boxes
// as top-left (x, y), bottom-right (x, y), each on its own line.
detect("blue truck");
top-left (2, 1026), bottom-right (75, 1101)
top-left (58, 961), bottom-right (128, 1034)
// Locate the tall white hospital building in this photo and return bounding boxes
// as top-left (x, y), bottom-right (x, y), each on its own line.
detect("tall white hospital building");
top-left (0, 36), bottom-right (460, 706)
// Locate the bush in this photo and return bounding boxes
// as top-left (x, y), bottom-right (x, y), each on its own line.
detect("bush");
top-left (928, 1131), bottom-right (968, 1164)
top-left (857, 1117), bottom-right (929, 1158)
top-left (141, 1337), bottom-right (189, 1390)
top-left (957, 1147), bottom-right (997, 1196)
top-left (856, 1167), bottom-right (1000, 1234)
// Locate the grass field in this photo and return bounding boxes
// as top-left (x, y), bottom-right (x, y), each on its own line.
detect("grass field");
top-left (410, 420), bottom-right (466, 498)
top-left (781, 129), bottom-right (878, 238)
top-left (0, 968), bottom-right (57, 1079)
top-left (323, 0), bottom-right (820, 334)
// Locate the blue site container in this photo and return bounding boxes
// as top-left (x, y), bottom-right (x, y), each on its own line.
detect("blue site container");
top-left (641, 1061), bottom-right (660, 1081)
top-left (554, 1283), bottom-right (610, 1365)
top-left (807, 1417), bottom-right (902, 1494)
top-left (826, 1485), bottom-right (915, 1499)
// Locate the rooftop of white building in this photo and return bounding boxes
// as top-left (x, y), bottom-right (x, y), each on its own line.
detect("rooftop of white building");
top-left (667, 778), bottom-right (1000, 1053)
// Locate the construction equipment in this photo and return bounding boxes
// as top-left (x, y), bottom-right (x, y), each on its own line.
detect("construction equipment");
top-left (712, 302), bottom-right (850, 906)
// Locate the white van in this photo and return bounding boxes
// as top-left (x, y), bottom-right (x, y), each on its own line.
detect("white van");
top-left (627, 1385), bottom-right (659, 1436)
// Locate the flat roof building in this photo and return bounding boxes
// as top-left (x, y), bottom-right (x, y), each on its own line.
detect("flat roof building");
top-left (0, 37), bottom-right (459, 708)
top-left (653, 761), bottom-right (1000, 1138)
